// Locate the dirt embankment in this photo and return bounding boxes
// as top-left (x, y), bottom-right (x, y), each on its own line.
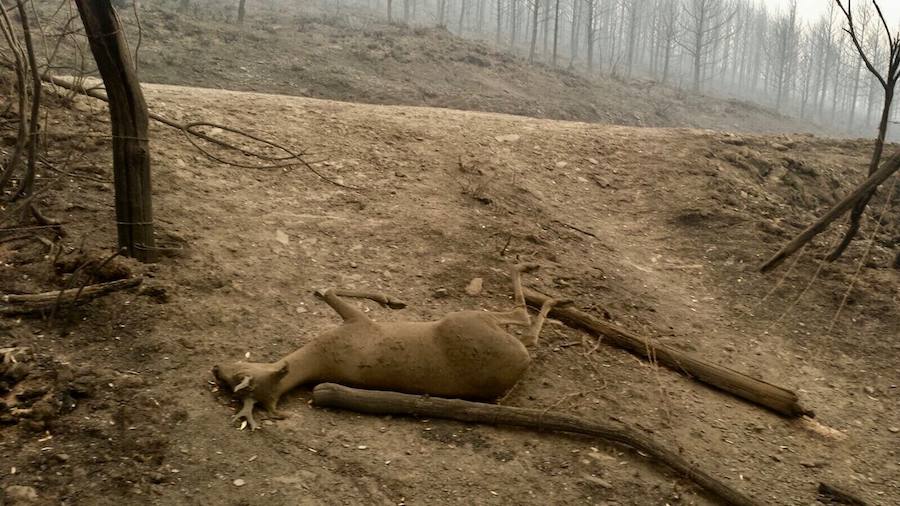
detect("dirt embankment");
top-left (122, 3), bottom-right (827, 136)
top-left (1, 80), bottom-right (898, 504)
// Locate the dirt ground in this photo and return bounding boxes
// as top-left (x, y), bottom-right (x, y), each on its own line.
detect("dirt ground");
top-left (1, 80), bottom-right (898, 505)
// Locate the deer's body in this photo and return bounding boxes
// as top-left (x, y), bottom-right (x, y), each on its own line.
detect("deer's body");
top-left (213, 264), bottom-right (561, 429)
top-left (280, 311), bottom-right (531, 399)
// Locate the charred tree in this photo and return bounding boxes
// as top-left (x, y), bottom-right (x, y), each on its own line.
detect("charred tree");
top-left (659, 0), bottom-right (679, 83)
top-left (768, 1), bottom-right (799, 110)
top-left (0, 1), bottom-right (27, 194)
top-left (74, 0), bottom-right (157, 262)
top-left (680, 0), bottom-right (737, 92)
top-left (827, 0), bottom-right (900, 262)
top-left (13, 0), bottom-right (41, 199)
top-left (552, 0), bottom-right (560, 66)
top-left (458, 0), bottom-right (466, 33)
top-left (496, 0), bottom-right (503, 45)
top-left (585, 0), bottom-right (595, 73)
top-left (529, 0), bottom-right (539, 62)
top-left (624, 0), bottom-right (640, 77)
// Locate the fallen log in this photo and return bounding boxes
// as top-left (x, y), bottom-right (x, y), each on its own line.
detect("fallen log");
top-left (312, 383), bottom-right (761, 506)
top-left (1, 277), bottom-right (142, 315)
top-left (524, 287), bottom-right (812, 418)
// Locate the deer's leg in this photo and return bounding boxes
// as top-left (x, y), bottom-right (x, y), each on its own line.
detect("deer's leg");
top-left (315, 289), bottom-right (372, 323)
top-left (489, 309), bottom-right (532, 327)
top-left (500, 263), bottom-right (541, 327)
top-left (511, 263), bottom-right (540, 310)
top-left (487, 299), bottom-right (562, 346)
top-left (521, 298), bottom-right (567, 347)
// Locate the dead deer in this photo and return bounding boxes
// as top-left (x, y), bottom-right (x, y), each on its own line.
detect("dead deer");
top-left (212, 264), bottom-right (566, 429)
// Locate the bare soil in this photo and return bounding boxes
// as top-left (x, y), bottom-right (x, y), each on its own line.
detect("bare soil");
top-left (123, 3), bottom-right (827, 136)
top-left (1, 80), bottom-right (898, 505)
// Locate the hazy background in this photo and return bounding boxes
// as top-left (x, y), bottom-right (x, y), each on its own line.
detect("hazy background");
top-left (769, 0), bottom-right (900, 23)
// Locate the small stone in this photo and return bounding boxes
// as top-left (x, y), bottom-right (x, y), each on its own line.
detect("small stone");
top-left (863, 386), bottom-right (876, 395)
top-left (4, 486), bottom-right (38, 503)
top-left (722, 137), bottom-right (747, 146)
top-left (232, 479), bottom-right (245, 487)
top-left (888, 427), bottom-right (899, 433)
top-left (465, 278), bottom-right (483, 296)
top-left (72, 100), bottom-right (93, 113)
top-left (556, 161), bottom-right (568, 168)
top-left (587, 158), bottom-right (599, 165)
top-left (584, 476), bottom-right (613, 489)
top-left (433, 288), bottom-right (450, 298)
top-left (274, 229), bottom-right (290, 246)
top-left (494, 134), bottom-right (520, 143)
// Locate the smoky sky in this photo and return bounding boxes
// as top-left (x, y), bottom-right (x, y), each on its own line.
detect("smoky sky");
top-left (765, 0), bottom-right (900, 24)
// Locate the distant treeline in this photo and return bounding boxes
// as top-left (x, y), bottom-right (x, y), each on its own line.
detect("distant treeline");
top-left (309, 0), bottom-right (898, 137)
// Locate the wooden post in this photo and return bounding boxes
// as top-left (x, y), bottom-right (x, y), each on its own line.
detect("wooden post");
top-left (74, 0), bottom-right (156, 262)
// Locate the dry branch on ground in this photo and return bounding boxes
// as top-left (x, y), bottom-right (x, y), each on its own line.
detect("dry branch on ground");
top-left (1, 277), bottom-right (142, 315)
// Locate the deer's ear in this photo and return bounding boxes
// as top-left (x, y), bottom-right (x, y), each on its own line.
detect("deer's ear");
top-left (275, 363), bottom-right (289, 380)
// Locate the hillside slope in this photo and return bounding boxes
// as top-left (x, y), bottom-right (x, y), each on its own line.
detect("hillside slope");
top-left (126, 4), bottom-right (826, 136)
top-left (1, 84), bottom-right (897, 505)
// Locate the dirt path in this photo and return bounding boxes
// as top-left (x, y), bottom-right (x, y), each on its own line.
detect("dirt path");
top-left (1, 84), bottom-right (898, 505)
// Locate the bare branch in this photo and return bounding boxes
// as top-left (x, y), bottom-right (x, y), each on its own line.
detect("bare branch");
top-left (835, 0), bottom-right (887, 88)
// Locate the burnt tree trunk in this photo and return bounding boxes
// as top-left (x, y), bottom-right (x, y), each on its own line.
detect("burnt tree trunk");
top-left (826, 85), bottom-right (894, 261)
top-left (827, 0), bottom-right (900, 262)
top-left (0, 2), bottom-right (28, 193)
top-left (14, 0), bottom-right (41, 199)
top-left (528, 0), bottom-right (539, 63)
top-left (74, 0), bottom-right (156, 262)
